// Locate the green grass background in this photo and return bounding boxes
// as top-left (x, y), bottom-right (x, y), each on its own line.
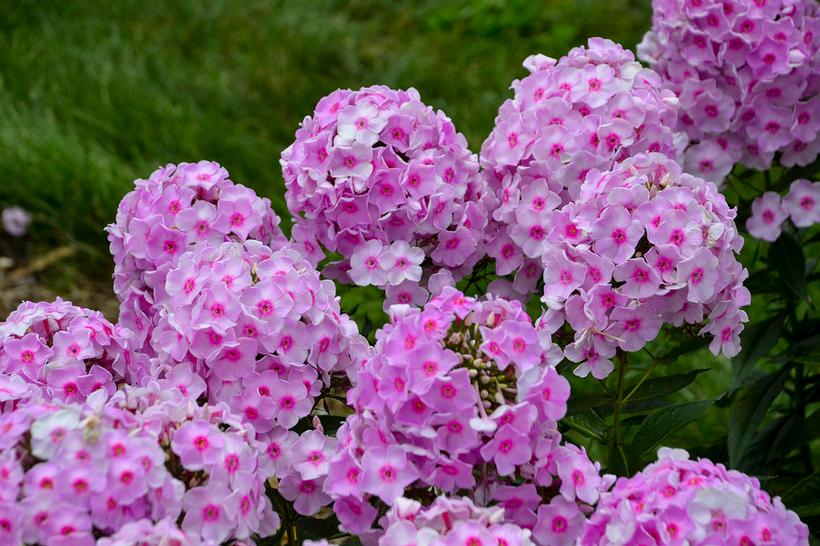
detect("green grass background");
top-left (0, 0), bottom-right (652, 313)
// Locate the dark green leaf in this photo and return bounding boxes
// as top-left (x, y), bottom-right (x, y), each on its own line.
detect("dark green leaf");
top-left (657, 336), bottom-right (711, 365)
top-left (728, 368), bottom-right (790, 470)
top-left (625, 369), bottom-right (710, 402)
top-left (630, 400), bottom-right (715, 457)
top-left (620, 398), bottom-right (674, 415)
top-left (730, 312), bottom-right (786, 390)
top-left (562, 411), bottom-right (607, 441)
top-left (609, 442), bottom-right (642, 477)
top-left (784, 473), bottom-right (820, 510)
top-left (317, 415), bottom-right (347, 436)
top-left (805, 408), bottom-right (820, 441)
top-left (795, 333), bottom-right (820, 349)
top-left (769, 232), bottom-right (807, 298)
top-left (793, 502), bottom-right (820, 518)
top-left (566, 392), bottom-right (610, 416)
top-left (763, 411), bottom-right (805, 467)
top-left (295, 513), bottom-right (343, 539)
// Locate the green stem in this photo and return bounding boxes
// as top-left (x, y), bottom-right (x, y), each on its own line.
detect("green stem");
top-left (609, 351), bottom-right (628, 467)
top-left (621, 361), bottom-right (657, 406)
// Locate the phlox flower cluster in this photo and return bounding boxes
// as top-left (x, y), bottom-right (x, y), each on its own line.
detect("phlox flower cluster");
top-left (638, 0), bottom-right (820, 181)
top-left (280, 85), bottom-right (488, 287)
top-left (106, 161), bottom-right (287, 352)
top-left (0, 298), bottom-right (142, 406)
top-left (746, 178), bottom-right (819, 241)
top-left (1, 206), bottom-right (32, 237)
top-left (376, 495), bottom-right (536, 546)
top-left (96, 518), bottom-right (199, 546)
top-left (579, 447), bottom-right (810, 546)
top-left (97, 519), bottom-right (202, 546)
top-left (134, 240), bottom-right (368, 518)
top-left (536, 153), bottom-right (749, 379)
top-left (480, 38), bottom-right (684, 296)
top-left (142, 240), bottom-right (367, 418)
top-left (0, 386), bottom-right (280, 546)
top-left (327, 289), bottom-right (613, 545)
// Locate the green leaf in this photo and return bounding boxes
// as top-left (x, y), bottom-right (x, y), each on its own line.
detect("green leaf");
top-left (730, 312), bottom-right (786, 390)
top-left (784, 472), bottom-right (820, 511)
top-left (625, 369), bottom-right (710, 402)
top-left (728, 367), bottom-right (790, 470)
top-left (795, 332), bottom-right (820, 349)
top-left (769, 232), bottom-right (807, 298)
top-left (620, 398), bottom-right (674, 415)
top-left (566, 392), bottom-right (610, 416)
top-left (630, 400), bottom-right (715, 457)
top-left (657, 336), bottom-right (711, 365)
top-left (609, 442), bottom-right (643, 477)
top-left (793, 502), bottom-right (820, 518)
top-left (562, 410), bottom-right (607, 441)
top-left (805, 408), bottom-right (820, 440)
top-left (317, 415), bottom-right (347, 436)
top-left (295, 513), bottom-right (343, 540)
top-left (762, 411), bottom-right (805, 467)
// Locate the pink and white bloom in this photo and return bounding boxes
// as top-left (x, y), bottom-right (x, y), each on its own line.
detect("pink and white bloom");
top-left (639, 0), bottom-right (820, 180)
top-left (579, 448), bottom-right (810, 546)
top-left (747, 192), bottom-right (788, 241)
top-left (282, 85), bottom-right (487, 288)
top-left (783, 179), bottom-right (819, 228)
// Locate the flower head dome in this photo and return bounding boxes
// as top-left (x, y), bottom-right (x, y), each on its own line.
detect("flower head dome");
top-left (281, 85), bottom-right (488, 288)
top-left (326, 289), bottom-right (613, 545)
top-left (0, 387), bottom-right (280, 545)
top-left (377, 495), bottom-right (536, 546)
top-left (537, 153), bottom-right (749, 379)
top-left (124, 240), bottom-right (370, 519)
top-left (0, 298), bottom-right (143, 404)
top-left (480, 38), bottom-right (685, 296)
top-left (639, 0), bottom-right (820, 180)
top-left (579, 448), bottom-right (810, 545)
top-left (106, 161), bottom-right (288, 355)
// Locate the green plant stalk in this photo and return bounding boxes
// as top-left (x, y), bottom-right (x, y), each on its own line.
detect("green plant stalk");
top-left (621, 360), bottom-right (658, 406)
top-left (609, 351), bottom-right (628, 468)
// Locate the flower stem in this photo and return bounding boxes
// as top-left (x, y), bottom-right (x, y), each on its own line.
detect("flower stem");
top-left (609, 351), bottom-right (628, 469)
top-left (621, 360), bottom-right (657, 406)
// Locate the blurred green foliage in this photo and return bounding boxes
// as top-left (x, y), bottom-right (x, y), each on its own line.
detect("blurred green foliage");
top-left (0, 0), bottom-right (650, 292)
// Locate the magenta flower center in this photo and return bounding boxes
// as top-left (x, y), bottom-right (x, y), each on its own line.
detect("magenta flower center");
top-left (202, 504), bottom-right (220, 522)
top-left (193, 436), bottom-right (210, 451)
top-left (552, 516), bottom-right (569, 533)
top-left (379, 465), bottom-right (397, 482)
